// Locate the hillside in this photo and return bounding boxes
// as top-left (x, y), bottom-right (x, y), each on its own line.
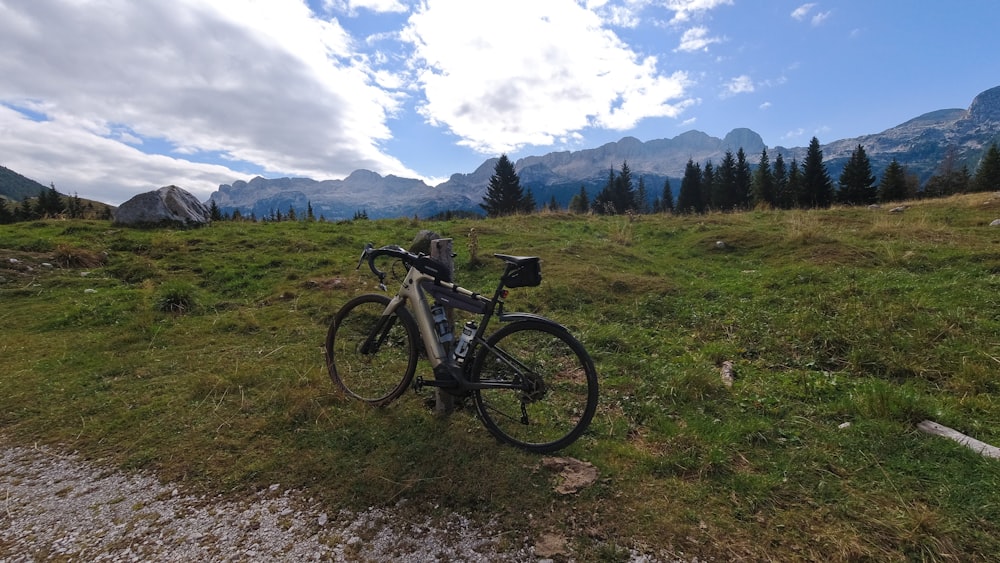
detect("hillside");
top-left (0, 165), bottom-right (49, 202)
top-left (2, 194), bottom-right (999, 560)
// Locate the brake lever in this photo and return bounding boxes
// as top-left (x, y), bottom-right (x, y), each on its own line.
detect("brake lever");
top-left (356, 242), bottom-right (374, 270)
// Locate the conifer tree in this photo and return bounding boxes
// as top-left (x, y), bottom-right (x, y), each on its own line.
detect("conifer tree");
top-left (713, 150), bottom-right (738, 210)
top-left (660, 178), bottom-right (674, 213)
top-left (973, 142), bottom-right (1000, 193)
top-left (593, 162), bottom-right (636, 214)
top-left (837, 144), bottom-right (877, 205)
top-left (547, 195), bottom-right (559, 212)
top-left (786, 159), bottom-right (802, 209)
top-left (772, 153), bottom-right (789, 209)
top-left (209, 200), bottom-right (223, 221)
top-left (878, 159), bottom-right (908, 202)
top-left (802, 137), bottom-right (833, 207)
top-left (676, 159), bottom-right (703, 214)
top-left (735, 148), bottom-right (752, 209)
top-left (521, 188), bottom-right (537, 214)
top-left (480, 154), bottom-right (527, 217)
top-left (0, 198), bottom-right (12, 224)
top-left (636, 175), bottom-right (650, 214)
top-left (593, 168), bottom-right (616, 214)
top-left (568, 185), bottom-right (589, 213)
top-left (751, 148), bottom-right (775, 207)
top-left (701, 161), bottom-right (714, 212)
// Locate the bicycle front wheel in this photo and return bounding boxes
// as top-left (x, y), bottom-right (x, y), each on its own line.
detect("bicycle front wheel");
top-left (325, 293), bottom-right (418, 406)
top-left (471, 320), bottom-right (598, 453)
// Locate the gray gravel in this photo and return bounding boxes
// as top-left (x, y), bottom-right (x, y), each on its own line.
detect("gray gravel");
top-left (0, 441), bottom-right (533, 562)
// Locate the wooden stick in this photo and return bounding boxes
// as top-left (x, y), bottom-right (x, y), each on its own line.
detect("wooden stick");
top-left (917, 420), bottom-right (1000, 459)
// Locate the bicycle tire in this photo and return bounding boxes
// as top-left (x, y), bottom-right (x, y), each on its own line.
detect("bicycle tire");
top-left (471, 320), bottom-right (598, 453)
top-left (325, 293), bottom-right (418, 406)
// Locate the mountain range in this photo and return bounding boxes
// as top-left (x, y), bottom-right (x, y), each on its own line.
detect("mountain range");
top-left (210, 85), bottom-right (1000, 220)
top-left (4, 87), bottom-right (998, 219)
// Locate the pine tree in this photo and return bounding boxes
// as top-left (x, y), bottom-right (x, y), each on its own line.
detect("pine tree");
top-left (568, 185), bottom-right (590, 213)
top-left (713, 150), bottom-right (738, 210)
top-left (660, 178), bottom-right (674, 213)
top-left (480, 154), bottom-right (526, 217)
top-left (735, 148), bottom-right (752, 209)
top-left (636, 175), bottom-right (650, 214)
top-left (612, 161), bottom-right (636, 213)
top-left (676, 159), bottom-right (703, 214)
top-left (0, 198), bottom-right (12, 224)
top-left (802, 137), bottom-right (833, 207)
top-left (786, 159), bottom-right (802, 208)
top-left (772, 153), bottom-right (789, 209)
top-left (592, 162), bottom-right (636, 214)
top-left (701, 161), bottom-right (714, 212)
top-left (923, 147), bottom-right (969, 197)
top-left (878, 159), bottom-right (909, 202)
top-left (751, 148), bottom-right (775, 207)
top-left (547, 195), bottom-right (559, 212)
top-left (306, 201), bottom-right (316, 221)
top-left (593, 168), bottom-right (616, 214)
top-left (973, 142), bottom-right (1000, 193)
top-left (521, 189), bottom-right (537, 213)
top-left (209, 199), bottom-right (223, 221)
top-left (837, 144), bottom-right (878, 205)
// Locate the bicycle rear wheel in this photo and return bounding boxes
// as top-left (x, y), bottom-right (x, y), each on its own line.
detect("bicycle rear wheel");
top-left (325, 293), bottom-right (418, 406)
top-left (471, 320), bottom-right (598, 453)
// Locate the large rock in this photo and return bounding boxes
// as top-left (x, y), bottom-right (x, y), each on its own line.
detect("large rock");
top-left (113, 185), bottom-right (211, 227)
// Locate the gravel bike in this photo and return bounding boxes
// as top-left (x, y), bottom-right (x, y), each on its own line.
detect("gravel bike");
top-left (325, 243), bottom-right (598, 453)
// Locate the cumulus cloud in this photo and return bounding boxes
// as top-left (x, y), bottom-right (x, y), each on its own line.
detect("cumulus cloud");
top-left (722, 75), bottom-right (755, 97)
top-left (401, 0), bottom-right (693, 154)
top-left (676, 26), bottom-right (724, 52)
top-left (791, 3), bottom-right (831, 26)
top-left (0, 0), bottom-right (419, 204)
top-left (665, 0), bottom-right (734, 24)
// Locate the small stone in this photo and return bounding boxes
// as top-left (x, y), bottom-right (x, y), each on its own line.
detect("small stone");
top-left (318, 513), bottom-right (328, 527)
top-left (838, 422), bottom-right (851, 429)
top-left (84, 289), bottom-right (97, 294)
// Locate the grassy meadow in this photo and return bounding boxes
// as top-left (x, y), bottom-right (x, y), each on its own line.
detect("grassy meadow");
top-left (2, 193), bottom-right (999, 561)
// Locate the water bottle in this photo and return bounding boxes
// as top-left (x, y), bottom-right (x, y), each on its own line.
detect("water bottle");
top-left (452, 321), bottom-right (477, 364)
top-left (430, 303), bottom-right (452, 344)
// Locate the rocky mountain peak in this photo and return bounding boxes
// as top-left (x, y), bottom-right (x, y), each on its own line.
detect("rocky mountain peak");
top-left (967, 85), bottom-right (1000, 123)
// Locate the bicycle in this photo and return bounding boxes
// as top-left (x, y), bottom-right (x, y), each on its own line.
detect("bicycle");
top-left (325, 243), bottom-right (598, 453)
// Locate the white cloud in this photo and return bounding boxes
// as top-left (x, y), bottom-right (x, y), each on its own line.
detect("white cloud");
top-left (791, 3), bottom-right (830, 26)
top-left (791, 3), bottom-right (815, 21)
top-left (323, 0), bottom-right (408, 15)
top-left (0, 0), bottom-right (416, 204)
top-left (811, 10), bottom-right (832, 26)
top-left (676, 26), bottom-right (724, 52)
top-left (759, 101), bottom-right (772, 110)
top-left (665, 0), bottom-right (734, 25)
top-left (401, 0), bottom-right (693, 154)
top-left (722, 75), bottom-right (755, 97)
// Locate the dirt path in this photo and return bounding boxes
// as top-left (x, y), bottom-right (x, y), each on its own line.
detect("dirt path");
top-left (0, 439), bottom-right (533, 562)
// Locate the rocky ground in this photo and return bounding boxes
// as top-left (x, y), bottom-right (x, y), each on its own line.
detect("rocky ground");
top-left (0, 439), bottom-right (535, 562)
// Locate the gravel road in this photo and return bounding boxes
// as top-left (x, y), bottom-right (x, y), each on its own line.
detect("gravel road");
top-left (0, 439), bottom-right (534, 562)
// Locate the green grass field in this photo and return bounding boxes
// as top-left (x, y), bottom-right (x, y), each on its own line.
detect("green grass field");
top-left (2, 193), bottom-right (999, 561)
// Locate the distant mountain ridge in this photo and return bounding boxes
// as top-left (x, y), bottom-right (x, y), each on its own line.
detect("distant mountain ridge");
top-left (209, 85), bottom-right (1000, 220)
top-left (0, 165), bottom-right (50, 203)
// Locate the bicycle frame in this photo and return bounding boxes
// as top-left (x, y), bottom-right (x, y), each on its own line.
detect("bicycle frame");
top-left (368, 254), bottom-right (562, 392)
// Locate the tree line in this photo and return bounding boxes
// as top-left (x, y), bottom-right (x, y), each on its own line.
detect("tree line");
top-left (0, 184), bottom-right (110, 224)
top-left (480, 140), bottom-right (1000, 217)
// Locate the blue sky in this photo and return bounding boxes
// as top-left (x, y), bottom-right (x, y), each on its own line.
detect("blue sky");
top-left (1, 0), bottom-right (997, 205)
